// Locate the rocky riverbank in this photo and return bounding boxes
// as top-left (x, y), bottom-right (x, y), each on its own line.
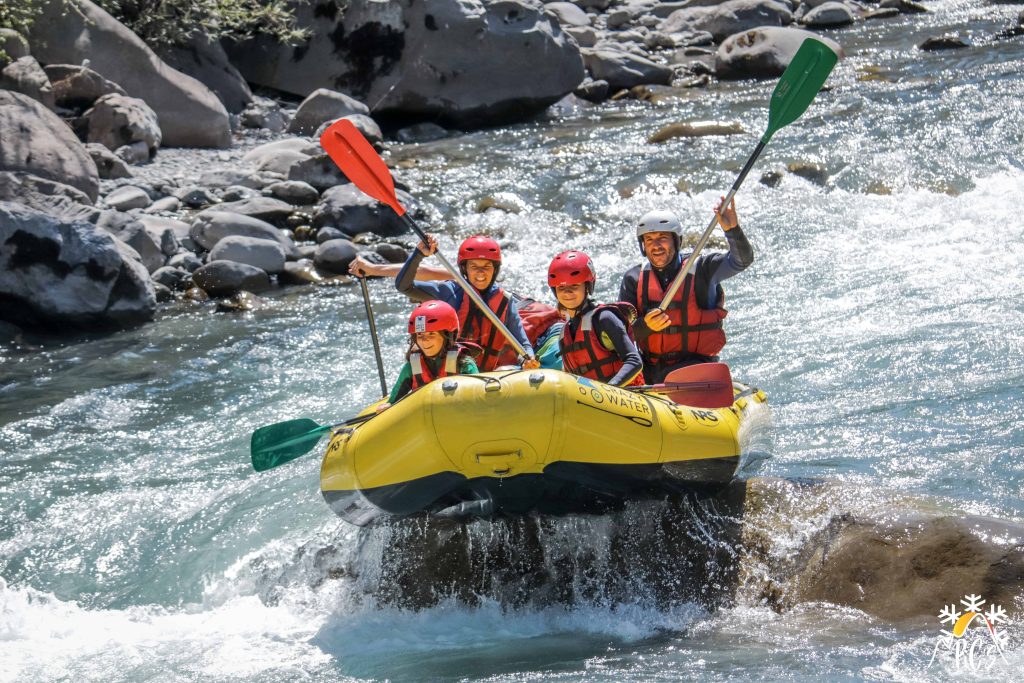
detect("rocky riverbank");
top-left (2, 0), bottom-right (1022, 336)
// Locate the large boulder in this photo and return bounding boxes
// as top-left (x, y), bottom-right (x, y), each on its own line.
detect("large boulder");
top-left (1, 29), bottom-right (30, 64)
top-left (0, 201), bottom-right (155, 329)
top-left (287, 89), bottom-right (370, 135)
top-left (0, 56), bottom-right (55, 109)
top-left (154, 33), bottom-right (252, 114)
top-left (189, 211), bottom-right (298, 257)
top-left (208, 236), bottom-right (287, 274)
top-left (715, 27), bottom-right (843, 79)
top-left (662, 0), bottom-right (794, 42)
top-left (312, 184), bottom-right (413, 237)
top-left (228, 0), bottom-right (585, 128)
top-left (0, 91), bottom-right (99, 202)
top-left (84, 93), bottom-right (162, 156)
top-left (192, 260), bottom-right (272, 297)
top-left (0, 172), bottom-right (98, 222)
top-left (27, 0), bottom-right (231, 148)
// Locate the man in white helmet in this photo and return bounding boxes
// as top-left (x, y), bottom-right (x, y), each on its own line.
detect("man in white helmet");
top-left (618, 198), bottom-right (753, 383)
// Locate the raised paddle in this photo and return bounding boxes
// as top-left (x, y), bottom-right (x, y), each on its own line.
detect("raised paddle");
top-left (630, 362), bottom-right (735, 408)
top-left (320, 120), bottom-right (534, 362)
top-left (656, 38), bottom-right (839, 310)
top-left (250, 414), bottom-right (374, 472)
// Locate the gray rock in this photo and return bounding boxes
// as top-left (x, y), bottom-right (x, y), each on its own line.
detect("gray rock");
top-left (280, 258), bottom-right (327, 285)
top-left (211, 197), bottom-right (295, 227)
top-left (313, 184), bottom-right (413, 238)
top-left (240, 96), bottom-right (288, 132)
top-left (44, 64), bottom-right (127, 110)
top-left (566, 26), bottom-right (599, 48)
top-left (111, 221), bottom-right (165, 273)
top-left (313, 238), bottom-right (358, 275)
top-left (574, 78), bottom-right (610, 102)
top-left (265, 180), bottom-right (320, 205)
top-left (220, 185), bottom-right (259, 202)
top-left (144, 196), bottom-right (180, 213)
top-left (0, 90), bottom-right (100, 202)
top-left (313, 114), bottom-right (383, 147)
top-left (374, 242), bottom-right (410, 263)
top-left (192, 260), bottom-right (271, 297)
top-left (168, 252), bottom-right (203, 272)
top-left (316, 227), bottom-right (347, 244)
top-left (85, 143), bottom-right (132, 179)
top-left (136, 216), bottom-right (185, 256)
top-left (801, 2), bottom-right (856, 27)
top-left (0, 172), bottom-right (97, 222)
top-left (151, 265), bottom-right (189, 289)
top-left (154, 32), bottom-right (252, 114)
top-left (580, 47), bottom-right (674, 89)
top-left (0, 201), bottom-right (155, 329)
top-left (787, 161), bottom-right (829, 186)
top-left (286, 155), bottom-right (350, 193)
top-left (209, 235), bottom-right (286, 274)
top-left (172, 186), bottom-right (218, 209)
top-left (1, 56), bottom-right (55, 109)
top-left (715, 26), bottom-right (843, 80)
top-left (287, 88), bottom-right (371, 135)
top-left (28, 0), bottom-right (231, 147)
top-left (878, 0), bottom-right (928, 13)
top-left (395, 122), bottom-right (450, 143)
top-left (662, 0), bottom-right (793, 42)
top-left (84, 93), bottom-right (161, 156)
top-left (546, 3), bottom-right (592, 27)
top-left (648, 120), bottom-right (745, 143)
top-left (190, 211), bottom-right (297, 256)
top-left (103, 185), bottom-right (152, 211)
top-left (919, 34), bottom-right (970, 51)
top-left (115, 141), bottom-right (151, 166)
top-left (228, 0), bottom-right (584, 129)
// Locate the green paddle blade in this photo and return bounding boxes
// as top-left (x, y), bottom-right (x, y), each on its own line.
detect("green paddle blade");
top-left (250, 418), bottom-right (329, 472)
top-left (764, 38), bottom-right (839, 142)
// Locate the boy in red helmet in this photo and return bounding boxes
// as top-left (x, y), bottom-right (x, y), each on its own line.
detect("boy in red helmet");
top-left (377, 300), bottom-right (480, 412)
top-left (549, 250), bottom-right (644, 387)
top-left (396, 234), bottom-right (540, 371)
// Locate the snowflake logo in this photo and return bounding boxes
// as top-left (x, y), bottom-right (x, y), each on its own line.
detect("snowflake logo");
top-left (986, 604), bottom-right (1008, 626)
top-left (939, 604), bottom-right (961, 626)
top-left (961, 594), bottom-right (985, 612)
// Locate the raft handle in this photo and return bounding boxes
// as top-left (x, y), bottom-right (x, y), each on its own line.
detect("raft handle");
top-left (475, 449), bottom-right (522, 464)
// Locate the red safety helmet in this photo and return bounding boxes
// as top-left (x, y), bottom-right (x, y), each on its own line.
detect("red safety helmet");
top-left (408, 300), bottom-right (460, 335)
top-left (458, 235), bottom-right (502, 264)
top-left (548, 250), bottom-right (596, 295)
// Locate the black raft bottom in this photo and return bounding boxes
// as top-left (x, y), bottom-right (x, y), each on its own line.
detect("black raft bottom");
top-left (323, 457), bottom-right (740, 526)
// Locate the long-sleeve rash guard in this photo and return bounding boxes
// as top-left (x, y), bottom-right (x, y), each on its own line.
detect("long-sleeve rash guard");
top-left (618, 226), bottom-right (753, 346)
top-left (563, 300), bottom-right (644, 387)
top-left (396, 250), bottom-right (534, 358)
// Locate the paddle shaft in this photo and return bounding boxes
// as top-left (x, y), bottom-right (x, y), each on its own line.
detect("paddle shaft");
top-left (656, 139), bottom-right (766, 309)
top-left (357, 275), bottom-right (388, 397)
top-left (400, 213), bottom-right (530, 359)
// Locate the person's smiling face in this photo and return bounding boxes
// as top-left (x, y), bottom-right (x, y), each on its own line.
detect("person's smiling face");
top-left (464, 259), bottom-right (496, 290)
top-left (414, 331), bottom-right (445, 357)
top-left (642, 232), bottom-right (677, 269)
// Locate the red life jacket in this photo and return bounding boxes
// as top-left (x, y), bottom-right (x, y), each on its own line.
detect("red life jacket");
top-left (560, 303), bottom-right (645, 387)
top-left (494, 296), bottom-right (562, 367)
top-left (456, 287), bottom-right (517, 371)
top-left (408, 344), bottom-right (478, 391)
top-left (635, 260), bottom-right (727, 362)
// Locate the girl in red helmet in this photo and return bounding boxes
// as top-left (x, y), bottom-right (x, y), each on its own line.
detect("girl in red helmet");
top-left (549, 250), bottom-right (645, 387)
top-left (396, 234), bottom-right (540, 371)
top-left (377, 300), bottom-right (480, 412)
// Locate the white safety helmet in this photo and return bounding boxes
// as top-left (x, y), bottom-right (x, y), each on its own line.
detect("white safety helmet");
top-left (636, 209), bottom-right (683, 253)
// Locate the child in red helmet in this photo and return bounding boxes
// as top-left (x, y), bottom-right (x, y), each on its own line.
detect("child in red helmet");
top-left (396, 234), bottom-right (540, 371)
top-left (377, 300), bottom-right (480, 411)
top-left (549, 250), bottom-right (645, 387)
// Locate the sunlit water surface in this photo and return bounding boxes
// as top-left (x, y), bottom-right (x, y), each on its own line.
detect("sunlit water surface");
top-left (2, 2), bottom-right (1023, 680)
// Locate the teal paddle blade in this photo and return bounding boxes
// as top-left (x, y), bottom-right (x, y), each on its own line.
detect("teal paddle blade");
top-left (764, 38), bottom-right (839, 141)
top-left (250, 418), bottom-right (328, 472)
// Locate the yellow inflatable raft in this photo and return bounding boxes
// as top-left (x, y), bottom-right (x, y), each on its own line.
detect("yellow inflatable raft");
top-left (320, 369), bottom-right (768, 525)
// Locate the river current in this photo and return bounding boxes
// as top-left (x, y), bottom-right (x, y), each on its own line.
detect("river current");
top-left (2, 1), bottom-right (1023, 680)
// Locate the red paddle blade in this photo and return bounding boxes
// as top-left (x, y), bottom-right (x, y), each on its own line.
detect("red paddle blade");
top-left (319, 119), bottom-right (406, 216)
top-left (660, 362), bottom-right (735, 408)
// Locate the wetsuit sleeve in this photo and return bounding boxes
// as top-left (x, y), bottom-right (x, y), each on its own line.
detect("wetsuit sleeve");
top-left (395, 251), bottom-right (447, 303)
top-left (694, 226), bottom-right (754, 308)
top-left (388, 362), bottom-right (413, 403)
top-left (593, 309), bottom-right (644, 387)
